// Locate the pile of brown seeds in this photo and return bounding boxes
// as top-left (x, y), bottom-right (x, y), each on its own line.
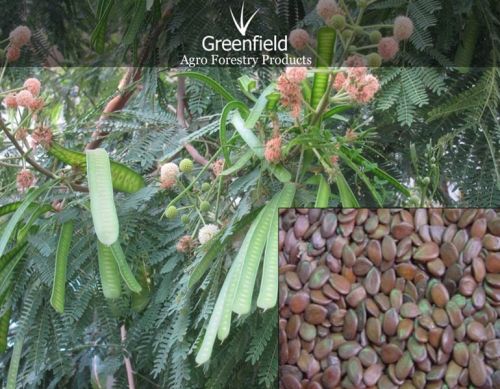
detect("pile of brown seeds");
top-left (278, 208), bottom-right (500, 389)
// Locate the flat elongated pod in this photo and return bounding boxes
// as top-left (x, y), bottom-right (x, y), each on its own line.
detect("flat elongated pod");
top-left (86, 149), bottom-right (119, 246)
top-left (110, 242), bottom-right (142, 293)
top-left (97, 242), bottom-right (121, 299)
top-left (50, 221), bottom-right (74, 313)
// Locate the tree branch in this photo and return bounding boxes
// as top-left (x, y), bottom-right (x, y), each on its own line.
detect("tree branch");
top-left (120, 325), bottom-right (136, 389)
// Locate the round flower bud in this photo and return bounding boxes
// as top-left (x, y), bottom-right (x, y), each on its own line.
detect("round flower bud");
top-left (176, 235), bottom-right (195, 253)
top-left (342, 29), bottom-right (353, 41)
top-left (422, 177), bottom-right (431, 185)
top-left (181, 214), bottom-right (190, 224)
top-left (331, 14), bottom-right (346, 30)
top-left (393, 16), bottom-right (414, 41)
top-left (179, 158), bottom-right (194, 173)
top-left (200, 200), bottom-right (210, 212)
top-left (201, 182), bottom-right (211, 192)
top-left (366, 52), bottom-right (382, 67)
top-left (165, 206), bottom-right (178, 219)
top-left (6, 45), bottom-right (21, 63)
top-left (3, 93), bottom-right (18, 109)
top-left (289, 29), bottom-right (310, 50)
top-left (358, 0), bottom-right (368, 8)
top-left (160, 162), bottom-right (179, 180)
top-left (264, 136), bottom-right (282, 164)
top-left (378, 37), bottom-right (399, 61)
top-left (369, 30), bottom-right (382, 44)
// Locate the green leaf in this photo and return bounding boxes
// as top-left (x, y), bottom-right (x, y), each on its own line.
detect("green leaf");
top-left (174, 71), bottom-right (236, 102)
top-left (335, 169), bottom-right (360, 207)
top-left (267, 164), bottom-right (292, 183)
top-left (230, 111), bottom-right (264, 158)
top-left (0, 183), bottom-right (52, 258)
top-left (90, 0), bottom-right (115, 53)
top-left (245, 85), bottom-right (274, 129)
top-left (220, 101), bottom-right (250, 166)
top-left (220, 150), bottom-right (253, 176)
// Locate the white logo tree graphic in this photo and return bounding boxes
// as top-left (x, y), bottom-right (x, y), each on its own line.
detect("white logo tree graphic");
top-left (229, 3), bottom-right (259, 37)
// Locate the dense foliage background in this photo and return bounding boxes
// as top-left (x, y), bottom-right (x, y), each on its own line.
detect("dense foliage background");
top-left (0, 0), bottom-right (499, 388)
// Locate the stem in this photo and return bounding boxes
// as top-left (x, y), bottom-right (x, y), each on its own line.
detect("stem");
top-left (120, 325), bottom-right (136, 389)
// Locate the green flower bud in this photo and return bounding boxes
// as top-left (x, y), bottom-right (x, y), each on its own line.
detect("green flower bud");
top-left (366, 52), bottom-right (382, 67)
top-left (200, 201), bottom-right (210, 212)
top-left (201, 182), bottom-right (211, 192)
top-left (422, 177), bottom-right (431, 185)
top-left (331, 15), bottom-right (346, 30)
top-left (369, 30), bottom-right (382, 44)
top-left (181, 214), bottom-right (190, 224)
top-left (179, 158), bottom-right (194, 173)
top-left (165, 206), bottom-right (178, 219)
top-left (342, 29), bottom-right (353, 41)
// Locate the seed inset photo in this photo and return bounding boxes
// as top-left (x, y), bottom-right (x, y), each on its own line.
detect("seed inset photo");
top-left (279, 208), bottom-right (500, 389)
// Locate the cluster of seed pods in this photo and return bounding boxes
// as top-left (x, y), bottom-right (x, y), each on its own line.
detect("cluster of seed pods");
top-left (278, 208), bottom-right (500, 389)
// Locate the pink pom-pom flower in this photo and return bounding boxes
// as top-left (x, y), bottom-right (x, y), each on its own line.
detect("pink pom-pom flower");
top-left (3, 93), bottom-right (18, 109)
top-left (289, 29), bottom-right (310, 50)
top-left (285, 67), bottom-right (308, 83)
top-left (16, 169), bottom-right (37, 193)
top-left (6, 45), bottom-right (21, 63)
top-left (393, 16), bottom-right (414, 41)
top-left (378, 37), bottom-right (400, 61)
top-left (23, 78), bottom-right (41, 96)
top-left (212, 159), bottom-right (225, 176)
top-left (316, 0), bottom-right (342, 23)
top-left (264, 136), bottom-right (282, 163)
top-left (15, 90), bottom-right (34, 107)
top-left (9, 26), bottom-right (31, 47)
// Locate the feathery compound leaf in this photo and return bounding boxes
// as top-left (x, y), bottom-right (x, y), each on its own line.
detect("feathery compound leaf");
top-left (174, 72), bottom-right (236, 102)
top-left (86, 149), bottom-right (120, 246)
top-left (50, 221), bottom-right (74, 313)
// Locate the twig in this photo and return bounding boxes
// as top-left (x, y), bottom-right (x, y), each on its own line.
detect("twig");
top-left (120, 325), bottom-right (136, 389)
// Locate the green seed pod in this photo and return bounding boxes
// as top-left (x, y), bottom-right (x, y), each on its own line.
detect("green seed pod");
top-left (366, 52), bottom-right (382, 67)
top-left (342, 29), bottom-right (353, 41)
top-left (181, 214), bottom-right (190, 224)
top-left (353, 26), bottom-right (364, 35)
top-left (165, 206), bottom-right (178, 219)
top-left (200, 201), bottom-right (210, 212)
top-left (331, 15), bottom-right (346, 30)
top-left (201, 182), bottom-right (211, 192)
top-left (179, 158), bottom-right (194, 173)
top-left (369, 30), bottom-right (382, 44)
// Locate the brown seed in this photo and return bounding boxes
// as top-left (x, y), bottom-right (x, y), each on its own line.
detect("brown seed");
top-left (352, 257), bottom-right (372, 276)
top-left (343, 309), bottom-right (358, 340)
top-left (488, 217), bottom-right (500, 235)
top-left (441, 325), bottom-right (455, 354)
top-left (380, 269), bottom-right (396, 295)
top-left (395, 263), bottom-right (417, 280)
top-left (286, 315), bottom-right (301, 339)
top-left (320, 212), bottom-right (337, 238)
top-left (472, 257), bottom-right (486, 283)
top-left (329, 273), bottom-right (351, 295)
top-left (338, 341), bottom-right (362, 359)
top-left (458, 209), bottom-right (477, 228)
top-left (467, 321), bottom-right (486, 342)
top-left (294, 215), bottom-right (310, 238)
top-left (397, 319), bottom-right (414, 340)
top-left (366, 317), bottom-right (383, 345)
top-left (462, 237), bottom-right (482, 263)
top-left (458, 275), bottom-right (476, 296)
top-left (341, 244), bottom-right (356, 267)
top-left (366, 239), bottom-right (382, 266)
top-left (430, 282), bottom-right (449, 308)
top-left (471, 217), bottom-right (488, 238)
top-left (440, 242), bottom-right (459, 266)
top-left (391, 222), bottom-right (414, 240)
top-left (364, 364), bottom-right (384, 387)
top-left (431, 307), bottom-right (449, 328)
top-left (310, 290), bottom-right (331, 305)
top-left (299, 322), bottom-right (317, 342)
top-left (484, 339), bottom-right (500, 359)
top-left (382, 308), bottom-right (399, 337)
top-left (359, 347), bottom-right (378, 367)
top-left (382, 236), bottom-right (397, 261)
top-left (427, 364), bottom-right (446, 381)
top-left (426, 259), bottom-right (445, 277)
top-left (380, 343), bottom-right (403, 364)
top-left (346, 286), bottom-right (367, 308)
top-left (395, 351), bottom-right (413, 380)
top-left (304, 304), bottom-right (327, 325)
top-left (469, 353), bottom-right (487, 386)
top-left (364, 267), bottom-right (381, 295)
top-left (289, 292), bottom-right (310, 314)
top-left (322, 364), bottom-right (341, 389)
top-left (484, 234), bottom-right (500, 250)
top-left (309, 265), bottom-right (330, 289)
top-left (281, 374), bottom-right (301, 389)
top-left (413, 242), bottom-right (439, 262)
top-left (285, 272), bottom-right (302, 290)
top-left (313, 337), bottom-right (334, 360)
top-left (287, 339), bottom-right (301, 364)
top-left (408, 336), bottom-right (427, 363)
top-left (364, 215), bottom-right (379, 233)
top-left (445, 301), bottom-right (464, 328)
top-left (486, 252), bottom-right (500, 273)
top-left (452, 342), bottom-right (469, 367)
top-left (400, 302), bottom-right (421, 318)
top-left (346, 357), bottom-right (363, 386)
